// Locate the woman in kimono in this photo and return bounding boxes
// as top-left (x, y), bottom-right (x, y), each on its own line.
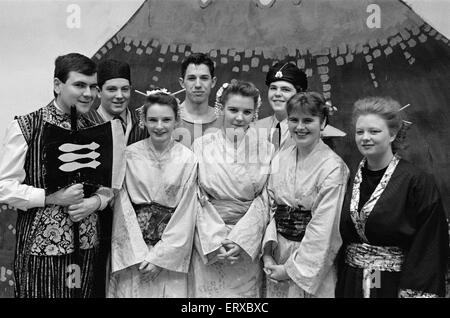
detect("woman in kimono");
top-left (262, 92), bottom-right (349, 298)
top-left (188, 80), bottom-right (274, 298)
top-left (336, 97), bottom-right (448, 298)
top-left (108, 91), bottom-right (199, 297)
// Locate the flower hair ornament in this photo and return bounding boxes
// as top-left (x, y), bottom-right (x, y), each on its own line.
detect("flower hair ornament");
top-left (136, 87), bottom-right (185, 129)
top-left (214, 81), bottom-right (263, 121)
top-left (325, 100), bottom-right (338, 116)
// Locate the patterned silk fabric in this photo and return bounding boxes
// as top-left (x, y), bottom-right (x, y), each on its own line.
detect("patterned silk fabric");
top-left (274, 205), bottom-right (312, 242)
top-left (133, 202), bottom-right (175, 246)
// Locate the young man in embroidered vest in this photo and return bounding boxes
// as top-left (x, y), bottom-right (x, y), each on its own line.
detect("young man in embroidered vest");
top-left (0, 53), bottom-right (113, 298)
top-left (175, 53), bottom-right (222, 146)
top-left (85, 59), bottom-right (148, 146)
top-left (255, 62), bottom-right (345, 151)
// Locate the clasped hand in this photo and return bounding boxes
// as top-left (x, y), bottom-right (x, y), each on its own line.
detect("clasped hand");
top-left (139, 261), bottom-right (162, 281)
top-left (45, 184), bottom-right (101, 222)
top-left (262, 255), bottom-right (289, 282)
top-left (217, 239), bottom-right (242, 264)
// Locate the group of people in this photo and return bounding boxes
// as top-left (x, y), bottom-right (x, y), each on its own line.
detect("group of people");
top-left (0, 52), bottom-right (447, 298)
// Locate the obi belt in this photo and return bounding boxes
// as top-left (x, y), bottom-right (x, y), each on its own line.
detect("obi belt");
top-left (345, 242), bottom-right (404, 298)
top-left (133, 202), bottom-right (175, 246)
top-left (275, 204), bottom-right (312, 242)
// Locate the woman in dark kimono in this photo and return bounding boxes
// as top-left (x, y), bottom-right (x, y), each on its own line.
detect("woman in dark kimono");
top-left (336, 96), bottom-right (448, 298)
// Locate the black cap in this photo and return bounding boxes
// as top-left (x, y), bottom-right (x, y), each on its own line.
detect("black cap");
top-left (97, 59), bottom-right (131, 89)
top-left (265, 62), bottom-right (307, 91)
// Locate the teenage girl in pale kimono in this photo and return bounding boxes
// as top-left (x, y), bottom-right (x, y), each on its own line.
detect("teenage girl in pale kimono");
top-left (262, 92), bottom-right (349, 298)
top-left (336, 97), bottom-right (448, 298)
top-left (188, 80), bottom-right (274, 298)
top-left (108, 92), bottom-right (199, 297)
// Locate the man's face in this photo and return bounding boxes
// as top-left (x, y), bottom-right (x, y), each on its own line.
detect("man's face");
top-left (179, 63), bottom-right (216, 105)
top-left (54, 71), bottom-right (97, 114)
top-left (267, 80), bottom-right (297, 113)
top-left (98, 78), bottom-right (131, 116)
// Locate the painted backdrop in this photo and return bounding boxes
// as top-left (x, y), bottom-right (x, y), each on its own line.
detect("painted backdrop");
top-left (0, 0), bottom-right (449, 297)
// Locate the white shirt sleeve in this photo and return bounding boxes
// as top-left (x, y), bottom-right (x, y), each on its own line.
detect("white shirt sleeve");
top-left (0, 120), bottom-right (45, 210)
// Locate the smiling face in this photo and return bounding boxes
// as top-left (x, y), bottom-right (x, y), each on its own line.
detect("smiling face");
top-left (54, 71), bottom-right (98, 114)
top-left (179, 63), bottom-right (216, 105)
top-left (98, 78), bottom-right (131, 116)
top-left (145, 103), bottom-right (176, 149)
top-left (222, 94), bottom-right (255, 131)
top-left (268, 80), bottom-right (297, 114)
top-left (355, 114), bottom-right (396, 159)
top-left (288, 108), bottom-right (324, 152)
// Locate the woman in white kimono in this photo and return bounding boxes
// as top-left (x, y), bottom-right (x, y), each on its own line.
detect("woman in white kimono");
top-left (262, 92), bottom-right (349, 298)
top-left (108, 91), bottom-right (199, 298)
top-left (188, 80), bottom-right (274, 298)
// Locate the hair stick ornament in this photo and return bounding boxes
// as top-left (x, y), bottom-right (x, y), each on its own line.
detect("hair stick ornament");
top-left (135, 88), bottom-right (186, 97)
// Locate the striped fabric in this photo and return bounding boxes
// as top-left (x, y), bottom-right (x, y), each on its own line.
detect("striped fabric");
top-left (17, 248), bottom-right (97, 298)
top-left (84, 106), bottom-right (148, 146)
top-left (13, 104), bottom-right (98, 298)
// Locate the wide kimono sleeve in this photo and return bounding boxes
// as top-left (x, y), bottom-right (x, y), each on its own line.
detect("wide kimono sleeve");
top-left (261, 186), bottom-right (278, 255)
top-left (191, 136), bottom-right (228, 263)
top-left (110, 186), bottom-right (148, 273)
top-left (227, 187), bottom-right (271, 261)
top-left (398, 171), bottom-right (449, 298)
top-left (194, 186), bottom-right (228, 264)
top-left (284, 162), bottom-right (349, 295)
top-left (145, 162), bottom-right (199, 273)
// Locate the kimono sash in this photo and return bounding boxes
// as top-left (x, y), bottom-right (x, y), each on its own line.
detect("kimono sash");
top-left (274, 205), bottom-right (312, 242)
top-left (345, 242), bottom-right (404, 298)
top-left (132, 202), bottom-right (175, 246)
top-left (210, 199), bottom-right (252, 226)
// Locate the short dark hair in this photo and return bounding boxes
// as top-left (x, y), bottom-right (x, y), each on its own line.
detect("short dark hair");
top-left (287, 92), bottom-right (329, 124)
top-left (143, 93), bottom-right (179, 121)
top-left (53, 53), bottom-right (97, 97)
top-left (180, 53), bottom-right (215, 79)
top-left (220, 80), bottom-right (260, 109)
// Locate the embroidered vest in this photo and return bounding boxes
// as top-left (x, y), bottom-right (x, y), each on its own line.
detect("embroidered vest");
top-left (15, 105), bottom-right (99, 256)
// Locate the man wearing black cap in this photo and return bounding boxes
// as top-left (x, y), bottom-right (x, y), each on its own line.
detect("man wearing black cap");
top-left (255, 62), bottom-right (308, 151)
top-left (255, 62), bottom-right (345, 151)
top-left (85, 59), bottom-right (147, 297)
top-left (85, 59), bottom-right (147, 146)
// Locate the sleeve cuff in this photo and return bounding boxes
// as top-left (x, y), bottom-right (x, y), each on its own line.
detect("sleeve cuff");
top-left (284, 256), bottom-right (317, 295)
top-left (27, 188), bottom-right (45, 209)
top-left (95, 187), bottom-right (114, 210)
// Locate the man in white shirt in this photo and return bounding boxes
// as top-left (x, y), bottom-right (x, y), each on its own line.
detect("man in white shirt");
top-left (0, 53), bottom-right (112, 298)
top-left (255, 62), bottom-right (345, 151)
top-left (254, 62), bottom-right (309, 151)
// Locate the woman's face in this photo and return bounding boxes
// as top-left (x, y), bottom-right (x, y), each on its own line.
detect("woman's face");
top-left (145, 103), bottom-right (176, 147)
top-left (222, 94), bottom-right (255, 130)
top-left (268, 80), bottom-right (297, 113)
top-left (355, 114), bottom-right (395, 159)
top-left (288, 108), bottom-right (324, 151)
